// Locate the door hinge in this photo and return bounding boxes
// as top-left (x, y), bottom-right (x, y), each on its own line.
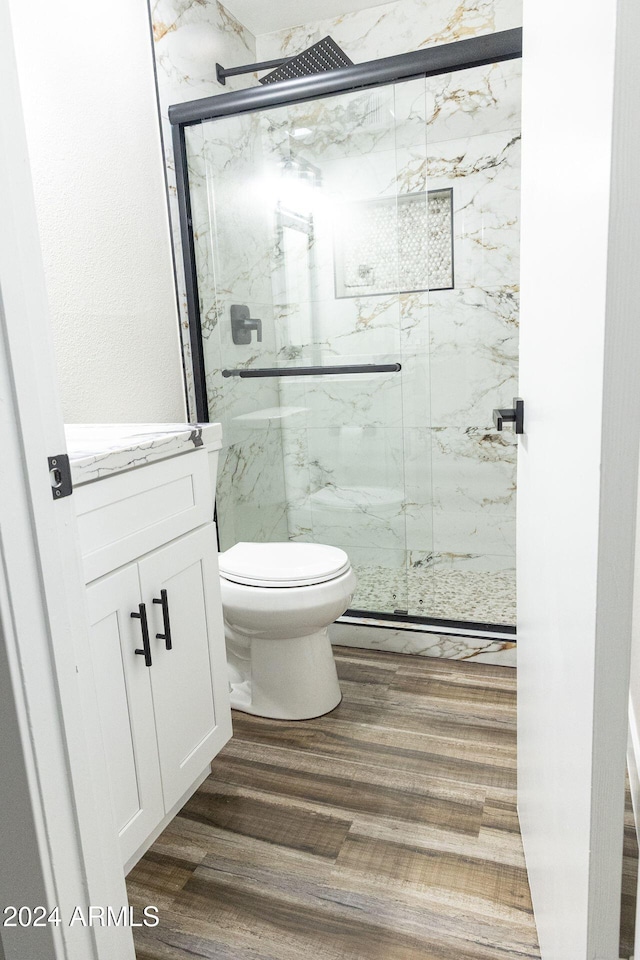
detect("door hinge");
top-left (48, 454), bottom-right (73, 500)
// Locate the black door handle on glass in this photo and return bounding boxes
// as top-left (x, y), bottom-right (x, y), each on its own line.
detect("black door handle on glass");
top-left (131, 603), bottom-right (152, 667)
top-left (153, 589), bottom-right (173, 651)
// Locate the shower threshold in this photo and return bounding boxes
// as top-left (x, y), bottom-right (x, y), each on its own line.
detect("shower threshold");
top-left (339, 609), bottom-right (516, 641)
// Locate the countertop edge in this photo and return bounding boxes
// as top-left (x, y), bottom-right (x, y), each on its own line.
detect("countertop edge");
top-left (65, 422), bottom-right (223, 487)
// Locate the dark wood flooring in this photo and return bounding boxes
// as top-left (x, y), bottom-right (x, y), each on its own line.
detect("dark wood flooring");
top-left (128, 646), bottom-right (545, 959)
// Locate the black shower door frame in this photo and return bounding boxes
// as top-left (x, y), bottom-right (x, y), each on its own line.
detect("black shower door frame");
top-left (169, 27), bottom-right (522, 636)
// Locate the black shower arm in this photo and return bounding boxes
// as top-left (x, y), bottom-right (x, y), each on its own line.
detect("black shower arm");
top-left (216, 57), bottom-right (293, 86)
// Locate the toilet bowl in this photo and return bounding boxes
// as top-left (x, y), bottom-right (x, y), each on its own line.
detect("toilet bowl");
top-left (219, 542), bottom-right (356, 720)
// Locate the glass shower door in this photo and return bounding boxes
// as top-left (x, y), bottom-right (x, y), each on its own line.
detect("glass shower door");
top-left (182, 55), bottom-right (520, 627)
top-left (421, 60), bottom-right (521, 626)
top-left (185, 80), bottom-right (432, 616)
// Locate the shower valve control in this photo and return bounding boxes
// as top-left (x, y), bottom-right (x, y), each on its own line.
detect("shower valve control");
top-left (493, 398), bottom-right (524, 434)
top-left (231, 304), bottom-right (263, 345)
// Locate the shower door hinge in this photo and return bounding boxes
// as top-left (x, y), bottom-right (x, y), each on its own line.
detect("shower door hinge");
top-left (48, 454), bottom-right (73, 500)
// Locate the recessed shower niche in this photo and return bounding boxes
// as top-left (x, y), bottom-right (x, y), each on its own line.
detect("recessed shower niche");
top-left (173, 48), bottom-right (521, 631)
top-left (334, 188), bottom-right (454, 298)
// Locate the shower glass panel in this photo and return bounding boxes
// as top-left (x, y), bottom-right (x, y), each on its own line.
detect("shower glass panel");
top-left (184, 58), bottom-right (520, 627)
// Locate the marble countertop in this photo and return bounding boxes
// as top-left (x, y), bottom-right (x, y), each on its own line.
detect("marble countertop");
top-left (65, 422), bottom-right (222, 486)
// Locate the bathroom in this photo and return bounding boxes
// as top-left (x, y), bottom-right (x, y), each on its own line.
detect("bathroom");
top-left (1, 0), bottom-right (639, 959)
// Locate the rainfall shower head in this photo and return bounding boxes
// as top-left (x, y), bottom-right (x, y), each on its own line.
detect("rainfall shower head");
top-left (258, 37), bottom-right (353, 85)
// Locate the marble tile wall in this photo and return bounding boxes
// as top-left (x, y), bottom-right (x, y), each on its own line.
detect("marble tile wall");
top-left (329, 622), bottom-right (516, 667)
top-left (416, 65), bottom-right (520, 622)
top-left (150, 0), bottom-right (257, 417)
top-left (149, 0), bottom-right (522, 627)
top-left (151, 1), bottom-right (289, 547)
top-left (256, 0), bottom-right (521, 64)
top-left (254, 8), bottom-right (521, 624)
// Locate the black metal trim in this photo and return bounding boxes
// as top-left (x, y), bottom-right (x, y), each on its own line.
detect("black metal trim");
top-left (337, 618), bottom-right (516, 643)
top-left (169, 28), bottom-right (522, 126)
top-left (221, 362), bottom-right (401, 379)
top-left (153, 589), bottom-right (173, 651)
top-left (344, 608), bottom-right (517, 636)
top-left (216, 57), bottom-right (290, 86)
top-left (171, 123), bottom-right (209, 423)
top-left (131, 603), bottom-right (153, 667)
top-left (48, 454), bottom-right (72, 500)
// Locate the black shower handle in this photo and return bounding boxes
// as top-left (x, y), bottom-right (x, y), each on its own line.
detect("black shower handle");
top-left (231, 304), bottom-right (262, 344)
top-left (246, 318), bottom-right (262, 342)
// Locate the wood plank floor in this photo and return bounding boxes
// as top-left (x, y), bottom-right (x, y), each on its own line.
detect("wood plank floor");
top-left (128, 646), bottom-right (543, 959)
top-left (620, 776), bottom-right (638, 958)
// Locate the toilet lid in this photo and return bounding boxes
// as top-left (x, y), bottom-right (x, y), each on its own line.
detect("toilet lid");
top-left (219, 542), bottom-right (351, 587)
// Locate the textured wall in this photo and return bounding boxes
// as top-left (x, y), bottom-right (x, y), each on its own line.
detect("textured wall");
top-left (9, 0), bottom-right (185, 424)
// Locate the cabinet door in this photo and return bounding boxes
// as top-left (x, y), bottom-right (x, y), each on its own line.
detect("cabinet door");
top-left (85, 565), bottom-right (164, 866)
top-left (139, 524), bottom-right (232, 811)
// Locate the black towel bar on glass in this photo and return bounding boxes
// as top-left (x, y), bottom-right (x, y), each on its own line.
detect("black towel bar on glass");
top-left (221, 363), bottom-right (401, 379)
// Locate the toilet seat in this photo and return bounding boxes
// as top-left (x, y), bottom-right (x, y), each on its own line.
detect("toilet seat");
top-left (219, 541), bottom-right (350, 588)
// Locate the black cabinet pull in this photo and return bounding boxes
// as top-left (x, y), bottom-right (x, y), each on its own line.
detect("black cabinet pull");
top-left (153, 589), bottom-right (172, 651)
top-left (131, 603), bottom-right (152, 667)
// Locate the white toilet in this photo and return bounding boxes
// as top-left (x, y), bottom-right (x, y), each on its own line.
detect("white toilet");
top-left (218, 541), bottom-right (356, 720)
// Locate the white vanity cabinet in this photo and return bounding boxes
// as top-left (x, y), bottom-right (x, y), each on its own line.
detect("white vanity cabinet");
top-left (71, 427), bottom-right (231, 873)
top-left (86, 564), bottom-right (164, 867)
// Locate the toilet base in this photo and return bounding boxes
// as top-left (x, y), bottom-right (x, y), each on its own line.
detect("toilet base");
top-left (227, 628), bottom-right (342, 720)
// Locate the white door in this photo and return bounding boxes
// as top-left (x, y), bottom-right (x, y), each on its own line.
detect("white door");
top-left (0, 1), bottom-right (135, 957)
top-left (516, 0), bottom-right (640, 957)
top-left (86, 565), bottom-right (164, 865)
top-left (139, 524), bottom-right (232, 810)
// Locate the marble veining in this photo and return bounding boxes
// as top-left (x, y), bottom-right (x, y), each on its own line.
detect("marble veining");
top-left (330, 621), bottom-right (516, 666)
top-left (257, 0), bottom-right (521, 64)
top-left (150, 0), bottom-right (259, 420)
top-left (64, 423), bottom-right (221, 486)
top-left (149, 0), bottom-right (522, 634)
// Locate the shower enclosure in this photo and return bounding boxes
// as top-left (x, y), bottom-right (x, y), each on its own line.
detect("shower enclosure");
top-left (170, 30), bottom-right (522, 633)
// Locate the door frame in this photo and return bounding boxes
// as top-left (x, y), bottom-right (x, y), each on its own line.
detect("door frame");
top-left (2, 0), bottom-right (640, 958)
top-left (517, 0), bottom-right (640, 955)
top-left (0, 2), bottom-right (134, 957)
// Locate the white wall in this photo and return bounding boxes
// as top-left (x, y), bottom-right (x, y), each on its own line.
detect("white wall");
top-left (8, 0), bottom-right (186, 424)
top-left (517, 0), bottom-right (640, 954)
